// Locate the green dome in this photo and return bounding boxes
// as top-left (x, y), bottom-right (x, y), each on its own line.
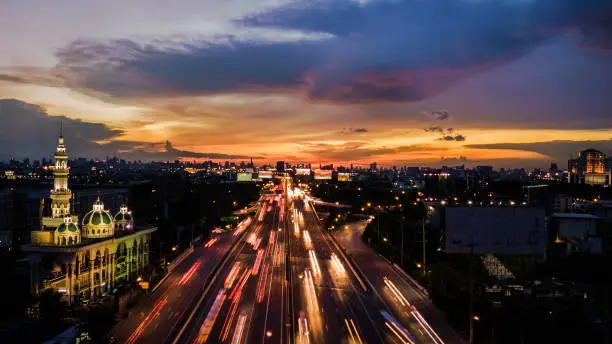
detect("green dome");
top-left (57, 223), bottom-right (78, 233)
top-left (83, 210), bottom-right (112, 225)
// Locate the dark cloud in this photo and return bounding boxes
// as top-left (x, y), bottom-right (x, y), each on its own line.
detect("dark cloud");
top-left (337, 127), bottom-right (368, 135)
top-left (431, 110), bottom-right (451, 121)
top-left (424, 126), bottom-right (446, 133)
top-left (0, 99), bottom-right (251, 161)
top-left (439, 134), bottom-right (467, 142)
top-left (466, 140), bottom-right (612, 162)
top-left (424, 126), bottom-right (465, 141)
top-left (52, 0), bottom-right (612, 103)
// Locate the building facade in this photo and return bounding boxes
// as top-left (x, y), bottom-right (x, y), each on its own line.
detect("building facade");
top-left (568, 149), bottom-right (611, 186)
top-left (22, 127), bottom-right (156, 304)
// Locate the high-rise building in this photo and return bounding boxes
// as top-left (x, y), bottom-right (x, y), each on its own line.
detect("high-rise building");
top-left (276, 161), bottom-right (285, 172)
top-left (568, 149), bottom-right (610, 186)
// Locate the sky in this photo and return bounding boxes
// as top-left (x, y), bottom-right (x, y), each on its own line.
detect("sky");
top-left (1, 0), bottom-right (611, 168)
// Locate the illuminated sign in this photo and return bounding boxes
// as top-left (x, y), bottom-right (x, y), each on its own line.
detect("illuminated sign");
top-left (237, 173), bottom-right (254, 182)
top-left (259, 171), bottom-right (273, 179)
top-left (295, 168), bottom-right (311, 176)
top-left (338, 173), bottom-right (351, 182)
top-left (314, 169), bottom-right (332, 180)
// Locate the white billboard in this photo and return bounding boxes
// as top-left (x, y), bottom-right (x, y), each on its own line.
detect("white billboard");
top-left (259, 170), bottom-right (273, 179)
top-left (295, 168), bottom-right (311, 176)
top-left (444, 207), bottom-right (546, 256)
top-left (314, 169), bottom-right (332, 180)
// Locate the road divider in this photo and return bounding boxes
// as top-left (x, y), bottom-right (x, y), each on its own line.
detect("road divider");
top-left (171, 223), bottom-right (251, 344)
top-left (327, 230), bottom-right (368, 293)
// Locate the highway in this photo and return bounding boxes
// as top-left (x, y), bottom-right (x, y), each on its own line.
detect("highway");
top-left (111, 214), bottom-right (254, 344)
top-left (151, 179), bottom-right (463, 344)
top-left (335, 220), bottom-right (465, 344)
top-left (177, 187), bottom-right (288, 344)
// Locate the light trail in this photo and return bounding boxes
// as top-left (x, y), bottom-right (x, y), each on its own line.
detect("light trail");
top-left (411, 309), bottom-right (445, 344)
top-left (193, 289), bottom-right (226, 344)
top-left (384, 276), bottom-right (410, 307)
top-left (253, 237), bottom-right (262, 250)
top-left (298, 311), bottom-right (310, 344)
top-left (308, 249), bottom-right (321, 278)
top-left (273, 243), bottom-right (282, 268)
top-left (233, 217), bottom-right (252, 237)
top-left (252, 249), bottom-right (265, 275)
top-left (381, 311), bottom-right (415, 344)
top-left (247, 233), bottom-right (257, 245)
top-left (204, 237), bottom-right (217, 248)
top-left (224, 262), bottom-right (242, 289)
top-left (229, 269), bottom-right (250, 301)
top-left (303, 230), bottom-right (312, 248)
top-left (303, 269), bottom-right (319, 312)
top-left (231, 312), bottom-right (248, 344)
top-left (331, 253), bottom-right (346, 275)
top-left (125, 298), bottom-right (168, 344)
top-left (344, 318), bottom-right (364, 344)
top-left (256, 263), bottom-right (270, 303)
top-left (222, 271), bottom-right (250, 342)
top-left (294, 221), bottom-right (300, 236)
top-left (178, 261), bottom-right (201, 286)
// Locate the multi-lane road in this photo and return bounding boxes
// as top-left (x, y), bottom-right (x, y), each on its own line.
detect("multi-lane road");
top-left (113, 179), bottom-right (463, 344)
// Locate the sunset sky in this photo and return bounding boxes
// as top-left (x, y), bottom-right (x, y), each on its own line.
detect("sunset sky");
top-left (1, 0), bottom-right (611, 168)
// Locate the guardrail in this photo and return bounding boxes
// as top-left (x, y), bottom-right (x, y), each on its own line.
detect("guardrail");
top-left (308, 201), bottom-right (368, 293)
top-left (151, 246), bottom-right (194, 293)
top-left (392, 263), bottom-right (430, 297)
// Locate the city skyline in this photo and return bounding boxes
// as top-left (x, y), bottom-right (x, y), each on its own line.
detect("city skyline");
top-left (1, 1), bottom-right (612, 168)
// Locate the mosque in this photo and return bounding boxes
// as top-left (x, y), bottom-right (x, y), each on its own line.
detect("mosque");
top-left (22, 126), bottom-right (157, 305)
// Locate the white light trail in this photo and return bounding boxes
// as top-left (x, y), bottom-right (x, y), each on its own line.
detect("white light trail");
top-left (331, 253), bottom-right (346, 275)
top-left (308, 250), bottom-right (321, 278)
top-left (384, 276), bottom-right (410, 307)
top-left (231, 312), bottom-right (247, 344)
top-left (411, 309), bottom-right (445, 344)
top-left (344, 318), bottom-right (364, 344)
top-left (303, 230), bottom-right (312, 248)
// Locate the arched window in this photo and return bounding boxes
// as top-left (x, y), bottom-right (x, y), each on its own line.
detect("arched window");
top-left (61, 237), bottom-right (66, 246)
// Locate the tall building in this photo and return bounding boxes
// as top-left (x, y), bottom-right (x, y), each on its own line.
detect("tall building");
top-left (22, 127), bottom-right (156, 304)
top-left (276, 161), bottom-right (285, 172)
top-left (568, 149), bottom-right (610, 186)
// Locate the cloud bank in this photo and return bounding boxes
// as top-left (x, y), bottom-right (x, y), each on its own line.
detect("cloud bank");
top-left (49, 0), bottom-right (612, 104)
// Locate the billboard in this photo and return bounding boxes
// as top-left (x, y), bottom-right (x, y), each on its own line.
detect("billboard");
top-left (338, 173), bottom-right (351, 182)
top-left (295, 168), bottom-right (311, 176)
top-left (237, 173), bottom-right (254, 182)
top-left (259, 170), bottom-right (273, 179)
top-left (314, 169), bottom-right (332, 180)
top-left (444, 207), bottom-right (546, 256)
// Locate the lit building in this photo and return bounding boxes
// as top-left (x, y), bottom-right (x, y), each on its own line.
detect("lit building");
top-left (22, 126), bottom-right (156, 304)
top-left (568, 149), bottom-right (611, 186)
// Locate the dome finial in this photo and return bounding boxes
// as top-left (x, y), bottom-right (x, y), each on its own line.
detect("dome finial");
top-left (60, 120), bottom-right (63, 138)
